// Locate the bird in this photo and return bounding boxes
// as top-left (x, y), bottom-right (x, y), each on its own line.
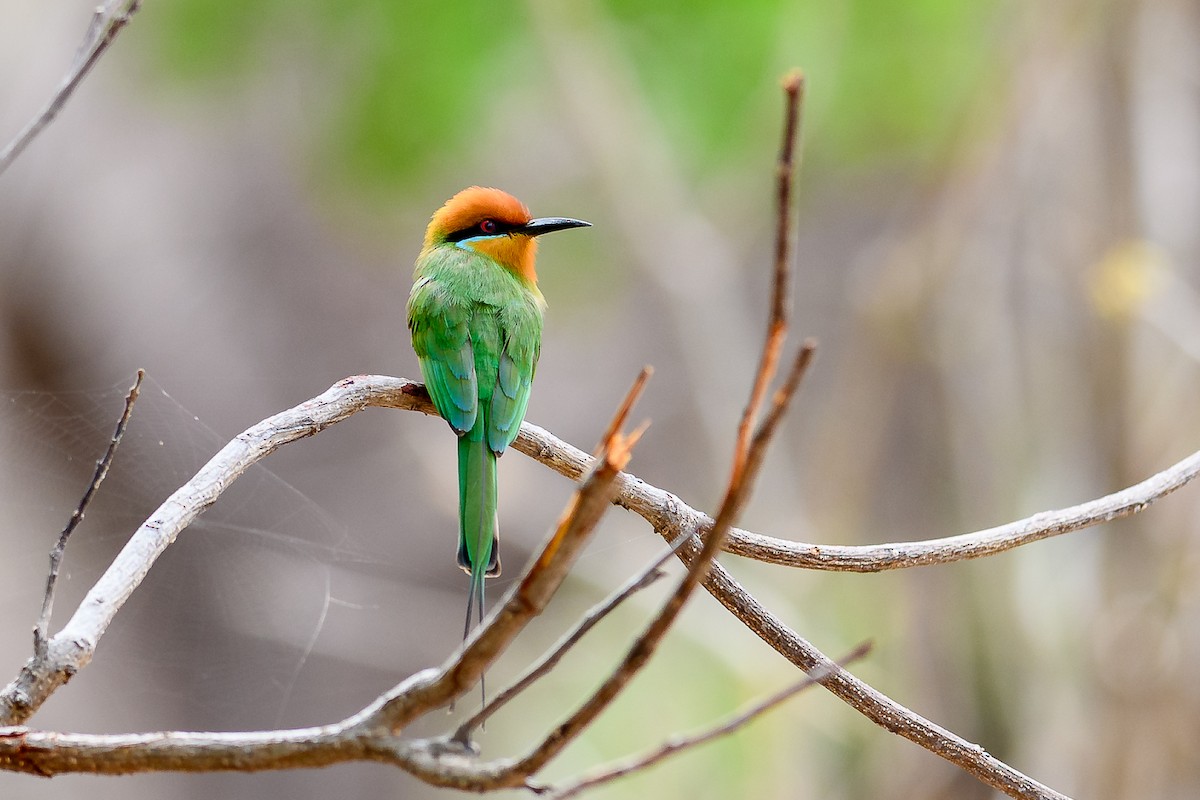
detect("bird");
top-left (407, 186), bottom-right (590, 650)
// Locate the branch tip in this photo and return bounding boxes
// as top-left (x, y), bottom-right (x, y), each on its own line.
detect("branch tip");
top-left (781, 68), bottom-right (805, 94)
top-left (595, 367), bottom-right (653, 457)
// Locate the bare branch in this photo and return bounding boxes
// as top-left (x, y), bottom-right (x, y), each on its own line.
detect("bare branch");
top-left (693, 556), bottom-right (1072, 800)
top-left (540, 641), bottom-right (872, 800)
top-left (361, 371), bottom-right (651, 735)
top-left (593, 366), bottom-right (653, 455)
top-left (0, 0), bottom-right (143, 176)
top-left (512, 418), bottom-right (1200, 572)
top-left (731, 70), bottom-right (804, 484)
top-left (502, 107), bottom-right (819, 771)
top-left (0, 376), bottom-right (448, 727)
top-left (0, 722), bottom-right (404, 777)
top-left (35, 369), bottom-right (143, 657)
top-left (454, 533), bottom-right (680, 742)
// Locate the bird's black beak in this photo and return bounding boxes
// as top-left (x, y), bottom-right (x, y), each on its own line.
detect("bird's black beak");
top-left (521, 217), bottom-right (591, 237)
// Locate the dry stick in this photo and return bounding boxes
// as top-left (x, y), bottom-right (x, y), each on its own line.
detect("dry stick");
top-left (454, 530), bottom-right (689, 742)
top-left (0, 376), bottom-right (424, 727)
top-left (731, 71), bottom-right (803, 484)
top-left (502, 324), bottom-right (817, 782)
top-left (694, 558), bottom-right (1071, 800)
top-left (34, 369), bottom-right (143, 657)
top-left (540, 641), bottom-right (873, 800)
top-left (594, 366), bottom-right (653, 456)
top-left (0, 0), bottom-right (143, 176)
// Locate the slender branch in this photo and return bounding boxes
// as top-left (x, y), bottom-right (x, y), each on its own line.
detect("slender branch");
top-left (539, 641), bottom-right (872, 800)
top-left (593, 366), bottom-right (653, 455)
top-left (691, 555), bottom-right (1072, 800)
top-left (0, 375), bottom-right (425, 727)
top-left (731, 70), bottom-right (804, 484)
top-left (0, 722), bottom-right (405, 777)
top-left (512, 417), bottom-right (1200, 572)
top-left (455, 533), bottom-right (681, 742)
top-left (0, 0), bottom-right (143, 176)
top-left (362, 371), bottom-right (651, 736)
top-left (504, 83), bottom-right (841, 797)
top-left (35, 369), bottom-right (143, 657)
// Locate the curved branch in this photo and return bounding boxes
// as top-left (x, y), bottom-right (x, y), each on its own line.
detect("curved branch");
top-left (0, 376), bottom-right (428, 726)
top-left (512, 408), bottom-right (1200, 572)
top-left (680, 534), bottom-right (1071, 800)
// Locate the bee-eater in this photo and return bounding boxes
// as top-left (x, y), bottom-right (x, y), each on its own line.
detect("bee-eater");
top-left (407, 187), bottom-right (590, 644)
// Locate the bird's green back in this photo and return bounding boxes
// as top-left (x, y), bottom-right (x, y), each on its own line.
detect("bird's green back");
top-left (407, 245), bottom-right (544, 453)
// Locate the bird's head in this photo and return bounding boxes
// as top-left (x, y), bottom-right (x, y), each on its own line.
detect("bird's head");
top-left (422, 187), bottom-right (590, 285)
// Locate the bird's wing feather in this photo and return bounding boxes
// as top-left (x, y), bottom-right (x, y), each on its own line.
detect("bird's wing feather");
top-left (408, 279), bottom-right (478, 434)
top-left (488, 330), bottom-right (539, 453)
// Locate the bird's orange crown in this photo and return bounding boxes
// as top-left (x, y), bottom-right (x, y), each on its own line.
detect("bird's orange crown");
top-left (423, 187), bottom-right (541, 285)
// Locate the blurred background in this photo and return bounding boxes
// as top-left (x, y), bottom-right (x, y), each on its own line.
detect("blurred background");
top-left (2, 0), bottom-right (1200, 798)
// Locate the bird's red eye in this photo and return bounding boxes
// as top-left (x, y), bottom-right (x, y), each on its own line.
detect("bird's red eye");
top-left (480, 219), bottom-right (498, 235)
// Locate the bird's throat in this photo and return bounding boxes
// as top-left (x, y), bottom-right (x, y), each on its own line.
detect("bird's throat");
top-left (465, 235), bottom-right (540, 286)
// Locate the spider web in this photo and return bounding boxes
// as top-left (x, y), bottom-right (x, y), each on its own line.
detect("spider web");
top-left (0, 375), bottom-right (402, 732)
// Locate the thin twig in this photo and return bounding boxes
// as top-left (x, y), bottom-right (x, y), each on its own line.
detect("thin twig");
top-left (34, 369), bottom-right (143, 657)
top-left (693, 557), bottom-right (1071, 800)
top-left (327, 370), bottom-right (652, 736)
top-left (731, 71), bottom-right (804, 484)
top-left (539, 641), bottom-right (873, 799)
top-left (0, 1), bottom-right (143, 176)
top-left (0, 375), bottom-right (438, 727)
top-left (454, 529), bottom-right (689, 742)
top-left (593, 366), bottom-right (653, 456)
top-left (504, 326), bottom-right (815, 779)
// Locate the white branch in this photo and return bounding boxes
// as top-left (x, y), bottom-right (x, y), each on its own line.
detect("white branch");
top-left (0, 375), bottom-right (428, 725)
top-left (514, 415), bottom-right (1200, 572)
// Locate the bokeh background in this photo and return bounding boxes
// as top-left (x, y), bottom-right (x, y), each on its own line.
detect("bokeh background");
top-left (3, 1), bottom-right (1200, 798)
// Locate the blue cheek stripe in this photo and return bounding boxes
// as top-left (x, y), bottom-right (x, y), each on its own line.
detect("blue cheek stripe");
top-left (456, 234), bottom-right (506, 252)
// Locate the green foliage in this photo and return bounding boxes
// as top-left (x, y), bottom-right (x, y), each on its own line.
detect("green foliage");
top-left (145, 0), bottom-right (1004, 193)
top-left (149, 0), bottom-right (525, 186)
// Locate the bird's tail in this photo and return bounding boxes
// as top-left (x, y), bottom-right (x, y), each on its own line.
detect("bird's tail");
top-left (458, 429), bottom-right (500, 644)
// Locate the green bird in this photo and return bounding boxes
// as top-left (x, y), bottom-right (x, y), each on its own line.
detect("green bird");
top-left (407, 186), bottom-right (590, 643)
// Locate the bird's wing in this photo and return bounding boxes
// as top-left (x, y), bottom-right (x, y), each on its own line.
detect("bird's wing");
top-left (408, 278), bottom-right (478, 434)
top-left (488, 327), bottom-right (539, 454)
